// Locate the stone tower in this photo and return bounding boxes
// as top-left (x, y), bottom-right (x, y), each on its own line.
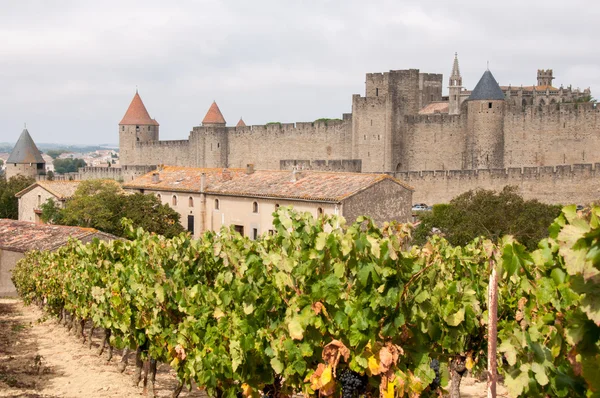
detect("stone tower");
top-left (465, 69), bottom-right (506, 169)
top-left (6, 128), bottom-right (46, 180)
top-left (119, 91), bottom-right (159, 166)
top-left (448, 53), bottom-right (463, 115)
top-left (200, 101), bottom-right (228, 167)
top-left (537, 69), bottom-right (554, 87)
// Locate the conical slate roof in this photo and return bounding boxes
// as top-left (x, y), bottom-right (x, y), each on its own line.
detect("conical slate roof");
top-left (202, 101), bottom-right (226, 125)
top-left (119, 91), bottom-right (159, 125)
top-left (7, 129), bottom-right (45, 164)
top-left (468, 70), bottom-right (505, 101)
top-left (236, 117), bottom-right (246, 127)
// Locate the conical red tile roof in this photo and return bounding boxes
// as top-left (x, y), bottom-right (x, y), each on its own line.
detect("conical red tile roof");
top-left (119, 91), bottom-right (159, 125)
top-left (202, 101), bottom-right (226, 125)
top-left (236, 117), bottom-right (246, 127)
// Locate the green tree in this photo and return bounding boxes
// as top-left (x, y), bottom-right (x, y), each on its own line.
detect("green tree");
top-left (413, 186), bottom-right (561, 249)
top-left (0, 175), bottom-right (35, 219)
top-left (55, 180), bottom-right (183, 238)
top-left (53, 158), bottom-right (86, 174)
top-left (46, 170), bottom-right (55, 181)
top-left (118, 193), bottom-right (183, 238)
top-left (39, 198), bottom-right (63, 224)
top-left (59, 180), bottom-right (123, 233)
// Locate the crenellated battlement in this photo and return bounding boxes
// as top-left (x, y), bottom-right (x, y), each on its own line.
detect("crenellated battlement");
top-left (136, 139), bottom-right (189, 147)
top-left (406, 113), bottom-right (463, 124)
top-left (397, 163), bottom-right (600, 205)
top-left (226, 117), bottom-right (351, 136)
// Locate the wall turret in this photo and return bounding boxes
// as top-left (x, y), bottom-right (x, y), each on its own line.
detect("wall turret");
top-left (448, 53), bottom-right (463, 115)
top-left (199, 101), bottom-right (228, 167)
top-left (118, 91), bottom-right (159, 166)
top-left (465, 69), bottom-right (506, 169)
top-left (537, 69), bottom-right (554, 87)
top-left (6, 128), bottom-right (46, 179)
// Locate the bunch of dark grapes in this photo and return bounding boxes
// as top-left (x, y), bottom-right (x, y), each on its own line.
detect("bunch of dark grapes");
top-left (338, 368), bottom-right (368, 398)
top-left (429, 359), bottom-right (441, 390)
top-left (262, 383), bottom-right (275, 398)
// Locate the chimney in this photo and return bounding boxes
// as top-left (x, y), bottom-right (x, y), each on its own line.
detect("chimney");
top-left (246, 163), bottom-right (255, 174)
top-left (222, 168), bottom-right (232, 181)
top-left (200, 173), bottom-right (206, 192)
top-left (290, 166), bottom-right (302, 182)
top-left (151, 172), bottom-right (160, 183)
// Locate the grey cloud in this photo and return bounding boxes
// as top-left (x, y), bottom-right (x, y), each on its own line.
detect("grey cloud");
top-left (0, 0), bottom-right (598, 144)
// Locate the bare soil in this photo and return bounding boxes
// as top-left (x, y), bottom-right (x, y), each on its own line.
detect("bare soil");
top-left (0, 298), bottom-right (204, 398)
top-left (0, 297), bottom-right (507, 398)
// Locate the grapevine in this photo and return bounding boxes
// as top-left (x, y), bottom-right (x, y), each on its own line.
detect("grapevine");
top-left (10, 206), bottom-right (600, 397)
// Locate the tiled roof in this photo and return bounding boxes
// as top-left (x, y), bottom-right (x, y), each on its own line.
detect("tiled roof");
top-left (119, 91), bottom-right (159, 126)
top-left (15, 181), bottom-right (81, 200)
top-left (501, 85), bottom-right (559, 92)
top-left (7, 129), bottom-right (45, 164)
top-left (0, 219), bottom-right (117, 253)
top-left (123, 166), bottom-right (413, 202)
top-left (236, 118), bottom-right (246, 127)
top-left (202, 101), bottom-right (226, 125)
top-left (468, 70), bottom-right (505, 101)
top-left (418, 102), bottom-right (449, 115)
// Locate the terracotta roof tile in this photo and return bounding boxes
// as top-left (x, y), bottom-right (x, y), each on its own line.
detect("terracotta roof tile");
top-left (0, 219), bottom-right (118, 253)
top-left (418, 102), bottom-right (449, 115)
top-left (119, 91), bottom-right (159, 126)
top-left (15, 181), bottom-right (81, 200)
top-left (123, 166), bottom-right (413, 202)
top-left (500, 85), bottom-right (559, 92)
top-left (236, 118), bottom-right (246, 127)
top-left (202, 102), bottom-right (226, 125)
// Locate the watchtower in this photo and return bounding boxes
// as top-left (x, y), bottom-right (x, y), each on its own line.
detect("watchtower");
top-left (537, 69), bottom-right (554, 87)
top-left (465, 69), bottom-right (506, 169)
top-left (118, 91), bottom-right (159, 166)
top-left (6, 128), bottom-right (46, 180)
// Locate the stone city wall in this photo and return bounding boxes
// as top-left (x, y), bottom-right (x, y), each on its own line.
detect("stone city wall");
top-left (226, 117), bottom-right (353, 170)
top-left (396, 163), bottom-right (600, 205)
top-left (503, 103), bottom-right (600, 167)
top-left (279, 159), bottom-right (362, 172)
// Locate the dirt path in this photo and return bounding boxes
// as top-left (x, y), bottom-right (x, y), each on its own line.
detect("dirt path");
top-left (0, 297), bottom-right (507, 398)
top-left (0, 298), bottom-right (205, 398)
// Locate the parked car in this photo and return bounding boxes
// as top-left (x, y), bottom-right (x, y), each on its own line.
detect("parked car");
top-left (412, 203), bottom-right (429, 212)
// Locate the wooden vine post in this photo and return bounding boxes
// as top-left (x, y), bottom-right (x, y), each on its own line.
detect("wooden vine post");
top-left (487, 257), bottom-right (498, 398)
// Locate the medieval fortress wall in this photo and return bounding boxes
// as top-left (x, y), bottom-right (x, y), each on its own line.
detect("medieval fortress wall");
top-left (397, 163), bottom-right (600, 205)
top-left (92, 57), bottom-right (599, 205)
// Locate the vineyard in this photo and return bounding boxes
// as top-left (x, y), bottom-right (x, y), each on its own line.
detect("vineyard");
top-left (11, 206), bottom-right (600, 398)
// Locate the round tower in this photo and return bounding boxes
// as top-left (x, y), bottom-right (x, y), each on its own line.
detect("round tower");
top-left (200, 101), bottom-right (228, 168)
top-left (118, 91), bottom-right (159, 166)
top-left (466, 69), bottom-right (506, 169)
top-left (6, 128), bottom-right (46, 180)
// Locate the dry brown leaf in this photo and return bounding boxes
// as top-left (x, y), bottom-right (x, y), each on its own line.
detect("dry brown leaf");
top-left (322, 340), bottom-right (350, 376)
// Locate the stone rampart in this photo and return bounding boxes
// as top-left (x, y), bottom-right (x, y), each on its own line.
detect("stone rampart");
top-left (396, 163), bottom-right (600, 205)
top-left (504, 102), bottom-right (600, 167)
top-left (279, 159), bottom-right (362, 172)
top-left (226, 119), bottom-right (353, 170)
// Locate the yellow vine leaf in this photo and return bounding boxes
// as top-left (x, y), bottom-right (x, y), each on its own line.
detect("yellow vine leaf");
top-left (320, 364), bottom-right (333, 386)
top-left (465, 355), bottom-right (474, 371)
top-left (382, 381), bottom-right (394, 398)
top-left (368, 355), bottom-right (381, 375)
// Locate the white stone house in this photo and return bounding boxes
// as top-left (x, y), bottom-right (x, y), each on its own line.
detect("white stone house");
top-left (123, 165), bottom-right (413, 239)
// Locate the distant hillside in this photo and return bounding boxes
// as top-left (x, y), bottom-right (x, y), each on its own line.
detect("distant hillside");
top-left (0, 143), bottom-right (119, 153)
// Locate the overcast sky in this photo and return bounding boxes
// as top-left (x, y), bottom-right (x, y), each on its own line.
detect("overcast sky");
top-left (1, 0), bottom-right (598, 145)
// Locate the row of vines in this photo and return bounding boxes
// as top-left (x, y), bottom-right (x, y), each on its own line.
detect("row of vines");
top-left (11, 206), bottom-right (600, 397)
